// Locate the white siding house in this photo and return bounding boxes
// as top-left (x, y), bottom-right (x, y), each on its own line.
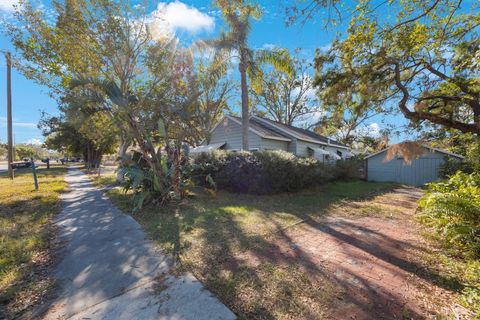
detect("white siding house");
top-left (191, 115), bottom-right (352, 160)
top-left (365, 145), bottom-right (464, 185)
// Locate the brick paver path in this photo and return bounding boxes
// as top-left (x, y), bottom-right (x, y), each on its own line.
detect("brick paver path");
top-left (241, 188), bottom-right (462, 319)
top-left (280, 216), bottom-right (437, 319)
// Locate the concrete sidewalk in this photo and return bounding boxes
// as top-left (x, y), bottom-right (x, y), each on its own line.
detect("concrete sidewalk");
top-left (41, 167), bottom-right (235, 320)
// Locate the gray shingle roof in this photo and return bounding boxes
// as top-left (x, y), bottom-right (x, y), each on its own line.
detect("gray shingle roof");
top-left (229, 115), bottom-right (290, 140)
top-left (251, 117), bottom-right (347, 147)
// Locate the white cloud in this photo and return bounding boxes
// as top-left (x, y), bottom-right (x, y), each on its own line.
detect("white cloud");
top-left (305, 87), bottom-right (317, 99)
top-left (14, 122), bottom-right (37, 127)
top-left (367, 123), bottom-right (381, 136)
top-left (293, 110), bottom-right (325, 129)
top-left (26, 138), bottom-right (43, 145)
top-left (318, 43), bottom-right (332, 53)
top-left (354, 122), bottom-right (381, 138)
top-left (0, 117), bottom-right (37, 128)
top-left (262, 43), bottom-right (277, 50)
top-left (0, 0), bottom-right (18, 12)
top-left (148, 1), bottom-right (214, 39)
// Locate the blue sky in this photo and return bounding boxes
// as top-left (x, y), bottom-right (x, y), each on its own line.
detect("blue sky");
top-left (0, 0), bottom-right (410, 144)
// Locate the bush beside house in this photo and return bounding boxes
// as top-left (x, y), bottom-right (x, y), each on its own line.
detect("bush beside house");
top-left (192, 150), bottom-right (361, 194)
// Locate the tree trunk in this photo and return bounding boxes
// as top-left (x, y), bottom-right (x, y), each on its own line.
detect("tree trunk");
top-left (239, 53), bottom-right (249, 151)
top-left (118, 134), bottom-right (129, 159)
top-left (116, 134), bottom-right (129, 183)
top-left (86, 143), bottom-right (91, 170)
top-left (170, 140), bottom-right (182, 199)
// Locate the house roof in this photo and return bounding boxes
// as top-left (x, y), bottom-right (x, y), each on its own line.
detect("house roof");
top-left (226, 115), bottom-right (291, 142)
top-left (251, 116), bottom-right (349, 149)
top-left (364, 144), bottom-right (465, 160)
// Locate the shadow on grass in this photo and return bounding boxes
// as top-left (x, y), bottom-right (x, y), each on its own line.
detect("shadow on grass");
top-left (112, 180), bottom-right (464, 319)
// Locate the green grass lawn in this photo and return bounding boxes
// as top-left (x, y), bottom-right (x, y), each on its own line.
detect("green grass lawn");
top-left (0, 165), bottom-right (67, 318)
top-left (90, 173), bottom-right (399, 318)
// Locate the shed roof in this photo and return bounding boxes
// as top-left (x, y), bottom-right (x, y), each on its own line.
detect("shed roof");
top-left (365, 144), bottom-right (465, 160)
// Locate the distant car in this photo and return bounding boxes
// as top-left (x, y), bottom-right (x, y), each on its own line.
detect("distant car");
top-left (11, 159), bottom-right (32, 169)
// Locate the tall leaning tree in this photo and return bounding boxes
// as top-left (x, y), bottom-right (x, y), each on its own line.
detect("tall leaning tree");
top-left (290, 0), bottom-right (480, 135)
top-left (203, 0), bottom-right (292, 150)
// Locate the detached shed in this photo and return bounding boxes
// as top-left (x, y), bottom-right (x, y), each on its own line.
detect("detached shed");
top-left (365, 145), bottom-right (464, 186)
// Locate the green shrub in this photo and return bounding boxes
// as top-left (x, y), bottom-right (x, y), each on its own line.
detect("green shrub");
top-left (418, 171), bottom-right (480, 259)
top-left (440, 136), bottom-right (480, 177)
top-left (331, 158), bottom-right (363, 180)
top-left (192, 150), bottom-right (361, 194)
top-left (440, 157), bottom-right (474, 178)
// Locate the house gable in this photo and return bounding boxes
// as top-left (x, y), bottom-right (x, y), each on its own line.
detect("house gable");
top-left (208, 116), bottom-right (262, 150)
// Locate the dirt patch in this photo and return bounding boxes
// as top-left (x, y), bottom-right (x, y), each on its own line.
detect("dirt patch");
top-left (228, 187), bottom-right (464, 319)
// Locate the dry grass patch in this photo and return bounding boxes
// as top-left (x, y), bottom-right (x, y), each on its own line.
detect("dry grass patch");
top-left (328, 186), bottom-right (422, 219)
top-left (0, 165), bottom-right (67, 318)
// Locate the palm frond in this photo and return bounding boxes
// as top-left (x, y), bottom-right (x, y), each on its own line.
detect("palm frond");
top-left (254, 48), bottom-right (294, 77)
top-left (197, 31), bottom-right (237, 52)
top-left (70, 77), bottom-right (130, 108)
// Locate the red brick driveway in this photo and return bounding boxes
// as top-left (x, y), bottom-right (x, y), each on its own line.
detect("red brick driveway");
top-left (241, 188), bottom-right (465, 319)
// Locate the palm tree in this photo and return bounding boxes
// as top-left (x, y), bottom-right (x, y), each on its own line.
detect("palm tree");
top-left (203, 0), bottom-right (292, 150)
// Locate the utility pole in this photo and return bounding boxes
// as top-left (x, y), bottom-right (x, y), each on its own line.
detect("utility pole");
top-left (6, 51), bottom-right (13, 179)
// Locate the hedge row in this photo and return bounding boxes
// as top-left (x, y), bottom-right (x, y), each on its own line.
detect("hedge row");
top-left (192, 150), bottom-right (361, 194)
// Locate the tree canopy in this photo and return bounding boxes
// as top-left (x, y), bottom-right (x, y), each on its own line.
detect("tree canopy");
top-left (8, 0), bottom-right (231, 205)
top-left (252, 51), bottom-right (317, 126)
top-left (294, 0), bottom-right (480, 135)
